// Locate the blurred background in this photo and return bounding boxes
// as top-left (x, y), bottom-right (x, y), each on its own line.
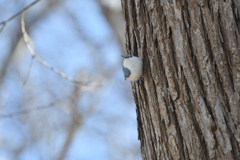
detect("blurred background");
top-left (0, 0), bottom-right (141, 160)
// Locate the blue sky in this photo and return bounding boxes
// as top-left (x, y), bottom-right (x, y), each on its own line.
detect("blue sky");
top-left (0, 0), bottom-right (141, 160)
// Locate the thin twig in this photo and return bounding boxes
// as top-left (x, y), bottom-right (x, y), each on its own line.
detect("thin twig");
top-left (21, 12), bottom-right (81, 84)
top-left (0, 98), bottom-right (62, 118)
top-left (0, 86), bottom-right (80, 118)
top-left (1, 77), bottom-right (104, 118)
top-left (0, 0), bottom-right (41, 33)
top-left (22, 56), bottom-right (34, 86)
top-left (0, 23), bottom-right (6, 33)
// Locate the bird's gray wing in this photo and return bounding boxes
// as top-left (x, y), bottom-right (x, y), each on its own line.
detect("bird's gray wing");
top-left (122, 66), bottom-right (131, 80)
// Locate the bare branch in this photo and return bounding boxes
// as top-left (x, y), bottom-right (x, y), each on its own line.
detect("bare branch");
top-left (57, 84), bottom-right (98, 160)
top-left (96, 0), bottom-right (126, 54)
top-left (0, 0), bottom-right (42, 33)
top-left (57, 87), bottom-right (81, 160)
top-left (0, 0), bottom-right (63, 88)
top-left (21, 12), bottom-right (82, 84)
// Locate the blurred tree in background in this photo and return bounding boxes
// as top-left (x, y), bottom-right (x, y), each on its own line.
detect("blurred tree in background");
top-left (0, 0), bottom-right (141, 160)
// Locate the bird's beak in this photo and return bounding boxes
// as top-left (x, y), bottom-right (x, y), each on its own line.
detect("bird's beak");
top-left (125, 77), bottom-right (127, 80)
top-left (121, 55), bottom-right (132, 58)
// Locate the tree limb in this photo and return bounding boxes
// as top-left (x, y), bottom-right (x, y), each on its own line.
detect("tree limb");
top-left (0, 0), bottom-right (42, 33)
top-left (21, 12), bottom-right (81, 84)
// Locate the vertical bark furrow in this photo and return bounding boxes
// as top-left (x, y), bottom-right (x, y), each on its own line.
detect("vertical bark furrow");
top-left (188, 4), bottom-right (236, 159)
top-left (145, 0), bottom-right (181, 101)
top-left (202, 4), bottom-right (236, 104)
top-left (127, 0), bottom-right (138, 52)
top-left (145, 12), bottom-right (178, 160)
top-left (145, 2), bottom-right (189, 159)
top-left (166, 6), bottom-right (210, 157)
top-left (170, 33), bottom-right (204, 160)
top-left (187, 84), bottom-right (212, 160)
top-left (144, 79), bottom-right (165, 160)
top-left (134, 1), bottom-right (174, 159)
top-left (139, 82), bottom-right (157, 160)
top-left (201, 3), bottom-right (240, 145)
top-left (169, 2), bottom-right (217, 158)
top-left (218, 1), bottom-right (237, 89)
top-left (232, 0), bottom-right (240, 33)
top-left (130, 1), bottom-right (156, 159)
top-left (177, 84), bottom-right (208, 159)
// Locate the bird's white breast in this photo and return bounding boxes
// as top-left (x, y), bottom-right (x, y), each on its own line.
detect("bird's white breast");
top-left (124, 56), bottom-right (143, 81)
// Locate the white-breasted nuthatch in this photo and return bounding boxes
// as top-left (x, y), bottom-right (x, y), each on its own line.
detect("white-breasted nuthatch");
top-left (121, 55), bottom-right (143, 81)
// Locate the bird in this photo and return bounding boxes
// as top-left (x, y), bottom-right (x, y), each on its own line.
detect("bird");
top-left (121, 55), bottom-right (143, 81)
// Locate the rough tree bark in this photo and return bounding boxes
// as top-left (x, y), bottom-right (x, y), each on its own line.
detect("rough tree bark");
top-left (121, 0), bottom-right (240, 159)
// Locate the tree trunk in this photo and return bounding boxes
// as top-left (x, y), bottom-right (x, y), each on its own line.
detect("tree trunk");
top-left (121, 0), bottom-right (240, 159)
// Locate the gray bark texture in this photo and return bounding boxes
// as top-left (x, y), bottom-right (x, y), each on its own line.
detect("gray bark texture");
top-left (121, 0), bottom-right (240, 159)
